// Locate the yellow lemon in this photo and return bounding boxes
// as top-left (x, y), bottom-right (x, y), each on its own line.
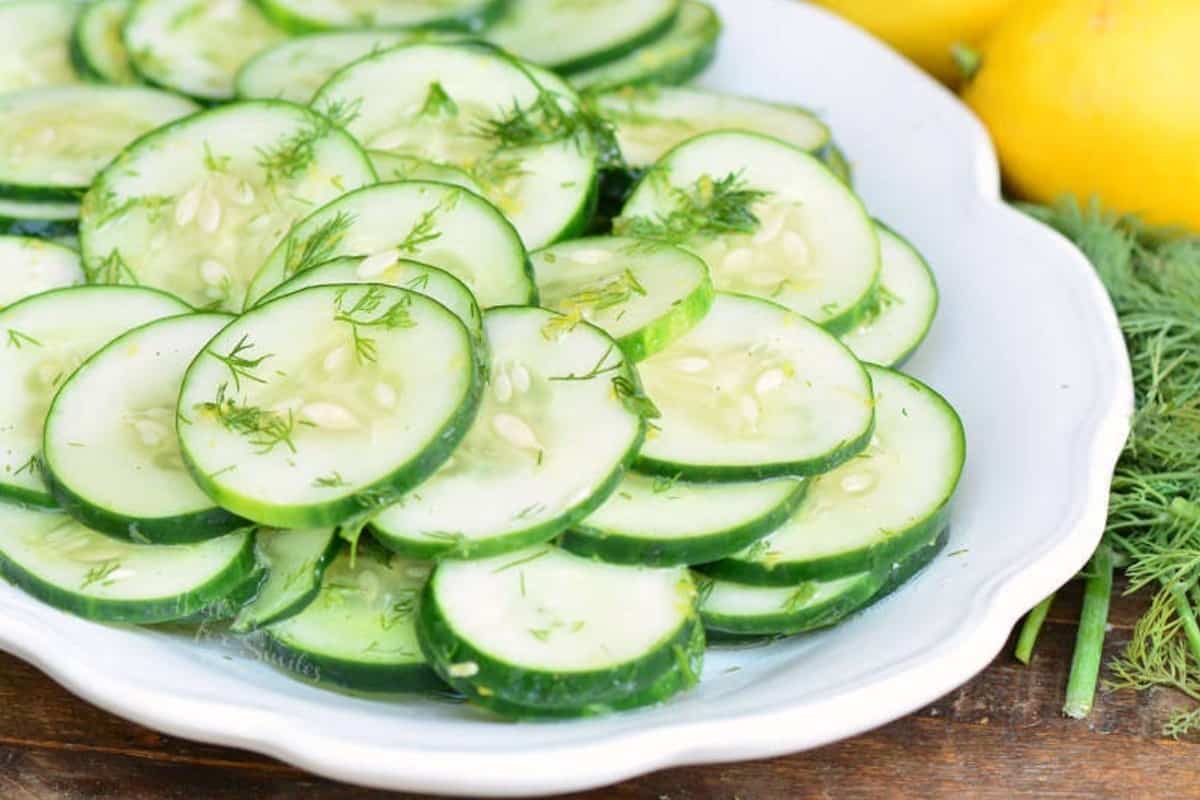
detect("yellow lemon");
top-left (963, 0), bottom-right (1200, 230)
top-left (809, 0), bottom-right (1016, 83)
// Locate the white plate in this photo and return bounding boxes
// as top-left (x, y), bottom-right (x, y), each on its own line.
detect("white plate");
top-left (0, 1), bottom-right (1131, 795)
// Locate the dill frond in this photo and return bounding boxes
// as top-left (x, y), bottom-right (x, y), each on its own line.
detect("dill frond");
top-left (614, 171), bottom-right (770, 245)
top-left (283, 211), bottom-right (355, 277)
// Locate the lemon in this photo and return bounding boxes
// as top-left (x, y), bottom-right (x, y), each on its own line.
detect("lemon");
top-left (809, 0), bottom-right (1016, 83)
top-left (963, 0), bottom-right (1200, 230)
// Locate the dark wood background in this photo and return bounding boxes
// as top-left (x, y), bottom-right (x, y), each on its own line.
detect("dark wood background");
top-left (1, 580), bottom-right (1193, 799)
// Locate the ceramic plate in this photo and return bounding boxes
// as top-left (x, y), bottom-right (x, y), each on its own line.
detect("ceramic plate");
top-left (0, 1), bottom-right (1132, 795)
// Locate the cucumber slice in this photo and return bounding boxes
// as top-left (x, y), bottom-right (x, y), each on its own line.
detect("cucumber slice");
top-left (79, 101), bottom-right (375, 312)
top-left (261, 544), bottom-right (444, 693)
top-left (42, 313), bottom-right (251, 543)
top-left (618, 130), bottom-right (880, 333)
top-left (311, 42), bottom-right (597, 250)
top-left (635, 292), bottom-right (874, 481)
top-left (255, 0), bottom-right (502, 33)
top-left (245, 180), bottom-right (533, 310)
top-left (370, 307), bottom-right (644, 560)
top-left (819, 141), bottom-right (854, 187)
top-left (234, 30), bottom-right (412, 103)
top-left (596, 86), bottom-right (830, 169)
top-left (417, 546), bottom-right (702, 716)
top-left (0, 86), bottom-right (198, 202)
top-left (0, 196), bottom-right (80, 238)
top-left (0, 236), bottom-right (85, 309)
top-left (699, 365), bottom-right (965, 585)
top-left (698, 568), bottom-right (882, 637)
top-left (255, 256), bottom-right (483, 340)
top-left (487, 0), bottom-right (679, 73)
top-left (698, 527), bottom-right (949, 636)
top-left (567, 1), bottom-right (720, 92)
top-left (0, 0), bottom-right (82, 93)
top-left (177, 284), bottom-right (483, 529)
top-left (124, 0), bottom-right (287, 102)
top-left (531, 237), bottom-right (713, 362)
top-left (562, 474), bottom-right (807, 567)
top-left (0, 286), bottom-right (190, 507)
top-left (232, 526), bottom-right (339, 631)
top-left (0, 503), bottom-right (256, 624)
top-left (840, 223), bottom-right (939, 367)
top-left (366, 152), bottom-right (484, 194)
top-left (71, 0), bottom-right (136, 84)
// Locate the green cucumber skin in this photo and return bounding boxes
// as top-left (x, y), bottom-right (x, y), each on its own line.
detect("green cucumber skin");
top-left (818, 142), bottom-right (853, 188)
top-left (258, 630), bottom-right (447, 693)
top-left (0, 217), bottom-right (78, 241)
top-left (417, 573), bottom-right (703, 714)
top-left (44, 468), bottom-right (251, 544)
top-left (173, 564), bottom-right (267, 623)
top-left (589, 166), bottom-right (642, 233)
top-left (618, 267), bottom-right (713, 363)
top-left (230, 531), bottom-right (340, 632)
top-left (546, 3), bottom-right (681, 75)
top-left (252, 0), bottom-right (507, 35)
top-left (568, 2), bottom-right (720, 92)
top-left (560, 479), bottom-right (809, 568)
top-left (0, 467), bottom-right (60, 511)
top-left (862, 221), bottom-right (940, 369)
top-left (697, 497), bottom-right (950, 587)
top-left (455, 620), bottom-right (704, 719)
top-left (179, 292), bottom-right (488, 530)
top-left (0, 183), bottom-right (83, 205)
top-left (699, 573), bottom-right (882, 638)
top-left (0, 530), bottom-right (257, 624)
top-left (633, 411), bottom-right (875, 484)
top-left (864, 526), bottom-right (949, 607)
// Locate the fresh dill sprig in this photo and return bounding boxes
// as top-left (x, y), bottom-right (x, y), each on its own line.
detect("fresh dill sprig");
top-left (541, 269), bottom-right (647, 339)
top-left (89, 248), bottom-right (139, 285)
top-left (614, 171), bottom-right (771, 245)
top-left (333, 285), bottom-right (416, 364)
top-left (208, 335), bottom-right (272, 391)
top-left (470, 153), bottom-right (528, 192)
top-left (612, 375), bottom-right (661, 420)
top-left (474, 86), bottom-right (622, 168)
top-left (313, 471), bottom-right (347, 489)
top-left (199, 383), bottom-right (298, 455)
top-left (547, 345), bottom-right (623, 382)
top-left (257, 112), bottom-right (342, 186)
top-left (397, 206), bottom-right (444, 255)
top-left (80, 559), bottom-right (121, 590)
top-left (6, 329), bottom-right (41, 349)
top-left (419, 81), bottom-right (458, 118)
top-left (283, 211), bottom-right (355, 277)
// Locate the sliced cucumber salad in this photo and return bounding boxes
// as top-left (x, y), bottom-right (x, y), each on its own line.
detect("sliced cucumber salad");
top-left (0, 1), bottom-right (966, 721)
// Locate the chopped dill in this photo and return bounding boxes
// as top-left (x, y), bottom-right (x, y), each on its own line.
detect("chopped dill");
top-left (6, 329), bottom-right (40, 349)
top-left (199, 383), bottom-right (298, 455)
top-left (492, 548), bottom-right (551, 573)
top-left (80, 560), bottom-right (121, 590)
top-left (419, 81), bottom-right (458, 118)
top-left (614, 171), bottom-right (770, 246)
top-left (651, 473), bottom-right (683, 495)
top-left (541, 269), bottom-right (646, 339)
top-left (612, 375), bottom-right (661, 420)
top-left (283, 211), bottom-right (355, 277)
top-left (12, 453), bottom-right (39, 477)
top-left (547, 345), bottom-right (623, 383)
top-left (207, 335), bottom-right (271, 391)
top-left (333, 285), bottom-right (416, 364)
top-left (257, 111), bottom-right (344, 186)
top-left (396, 206), bottom-right (444, 255)
top-left (313, 471), bottom-right (348, 489)
top-left (89, 248), bottom-right (139, 284)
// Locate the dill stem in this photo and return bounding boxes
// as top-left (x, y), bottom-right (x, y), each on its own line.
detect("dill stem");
top-left (1064, 543), bottom-right (1114, 719)
top-left (1015, 592), bottom-right (1056, 665)
top-left (1167, 580), bottom-right (1200, 668)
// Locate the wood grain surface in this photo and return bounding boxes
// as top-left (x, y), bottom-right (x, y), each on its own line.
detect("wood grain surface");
top-left (0, 579), bottom-right (1192, 800)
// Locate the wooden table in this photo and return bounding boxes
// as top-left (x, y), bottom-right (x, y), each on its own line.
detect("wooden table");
top-left (1, 580), bottom-right (1193, 799)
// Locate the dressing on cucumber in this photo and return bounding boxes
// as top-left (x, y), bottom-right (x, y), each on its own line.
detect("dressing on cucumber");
top-left (255, 256), bottom-right (483, 340)
top-left (595, 86), bottom-right (830, 168)
top-left (0, 236), bottom-right (84, 309)
top-left (840, 223), bottom-right (939, 367)
top-left (418, 545), bottom-right (703, 716)
top-left (0, 503), bottom-right (255, 624)
top-left (311, 42), bottom-right (597, 249)
top-left (0, 0), bottom-right (82, 93)
top-left (636, 292), bottom-right (874, 481)
top-left (177, 284), bottom-right (483, 529)
top-left (370, 307), bottom-right (644, 560)
top-left (618, 130), bottom-right (880, 333)
top-left (567, 1), bottom-right (720, 92)
top-left (234, 30), bottom-right (413, 103)
top-left (245, 180), bottom-right (533, 309)
top-left (531, 237), bottom-right (712, 362)
top-left (488, 0), bottom-right (679, 73)
top-left (0, 86), bottom-right (198, 201)
top-left (71, 0), bottom-right (136, 84)
top-left (232, 526), bottom-right (338, 631)
top-left (261, 544), bottom-right (444, 693)
top-left (0, 286), bottom-right (190, 507)
top-left (125, 0), bottom-right (287, 102)
top-left (700, 365), bottom-right (964, 585)
top-left (256, 0), bottom-right (503, 33)
top-left (42, 313), bottom-right (251, 543)
top-left (563, 473), bottom-right (807, 567)
top-left (79, 101), bottom-right (376, 312)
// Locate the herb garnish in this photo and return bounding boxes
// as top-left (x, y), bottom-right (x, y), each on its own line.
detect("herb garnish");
top-left (333, 285), bottom-right (416, 364)
top-left (614, 172), bottom-right (770, 245)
